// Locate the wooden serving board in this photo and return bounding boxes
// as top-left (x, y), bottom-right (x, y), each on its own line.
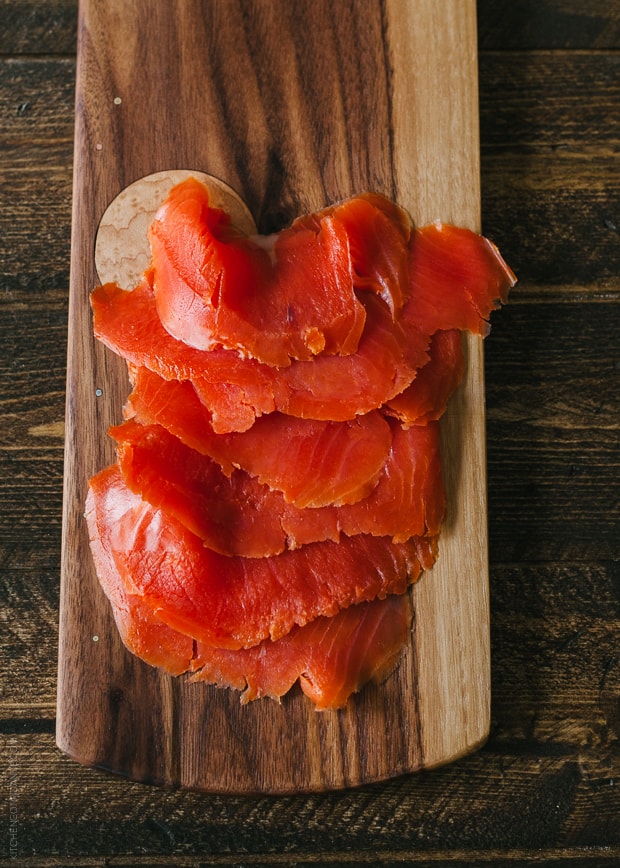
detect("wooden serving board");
top-left (57, 0), bottom-right (489, 793)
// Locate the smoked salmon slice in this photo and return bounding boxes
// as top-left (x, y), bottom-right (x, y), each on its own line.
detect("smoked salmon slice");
top-left (384, 329), bottom-right (465, 427)
top-left (290, 191), bottom-right (412, 315)
top-left (122, 369), bottom-right (393, 509)
top-left (90, 500), bottom-right (413, 708)
top-left (150, 177), bottom-right (364, 364)
top-left (110, 418), bottom-right (445, 556)
top-left (190, 593), bottom-right (413, 709)
top-left (92, 275), bottom-right (430, 432)
top-left (407, 222), bottom-right (515, 337)
top-left (87, 488), bottom-right (197, 676)
top-left (86, 464), bottom-right (436, 650)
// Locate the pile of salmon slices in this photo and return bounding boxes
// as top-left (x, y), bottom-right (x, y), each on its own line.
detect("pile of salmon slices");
top-left (86, 177), bottom-right (515, 710)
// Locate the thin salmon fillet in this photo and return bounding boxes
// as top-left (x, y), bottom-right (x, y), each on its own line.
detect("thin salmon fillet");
top-left (110, 418), bottom-right (445, 556)
top-left (91, 211), bottom-right (514, 433)
top-left (190, 593), bottom-right (413, 709)
top-left (92, 276), bottom-right (429, 432)
top-left (91, 506), bottom-right (413, 709)
top-left (384, 329), bottom-right (465, 426)
top-left (86, 464), bottom-right (435, 650)
top-left (290, 191), bottom-right (412, 315)
top-left (88, 491), bottom-right (197, 676)
top-left (122, 370), bottom-right (393, 509)
top-left (149, 178), bottom-right (361, 365)
top-left (407, 222), bottom-right (515, 336)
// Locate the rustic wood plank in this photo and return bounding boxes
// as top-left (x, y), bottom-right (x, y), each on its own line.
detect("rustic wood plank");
top-left (0, 857), bottom-right (618, 868)
top-left (479, 52), bottom-right (620, 150)
top-left (2, 731), bottom-right (619, 857)
top-left (0, 58), bottom-right (74, 294)
top-left (490, 562), bottom-right (620, 754)
top-left (478, 0), bottom-right (620, 50)
top-left (0, 0), bottom-right (77, 55)
top-left (482, 152), bottom-right (619, 289)
top-left (4, 300), bottom-right (617, 550)
top-left (478, 48), bottom-right (620, 287)
top-left (0, 58), bottom-right (75, 155)
top-left (4, 558), bottom-right (618, 739)
top-left (485, 302), bottom-right (620, 562)
top-left (0, 536), bottom-right (61, 708)
top-left (5, 557), bottom-right (618, 752)
top-left (0, 294), bottom-right (67, 545)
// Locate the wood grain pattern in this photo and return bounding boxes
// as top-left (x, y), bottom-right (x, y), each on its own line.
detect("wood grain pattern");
top-left (57, 0), bottom-right (490, 793)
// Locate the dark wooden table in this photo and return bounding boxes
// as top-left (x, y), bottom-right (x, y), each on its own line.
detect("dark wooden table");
top-left (1, 1), bottom-right (618, 864)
